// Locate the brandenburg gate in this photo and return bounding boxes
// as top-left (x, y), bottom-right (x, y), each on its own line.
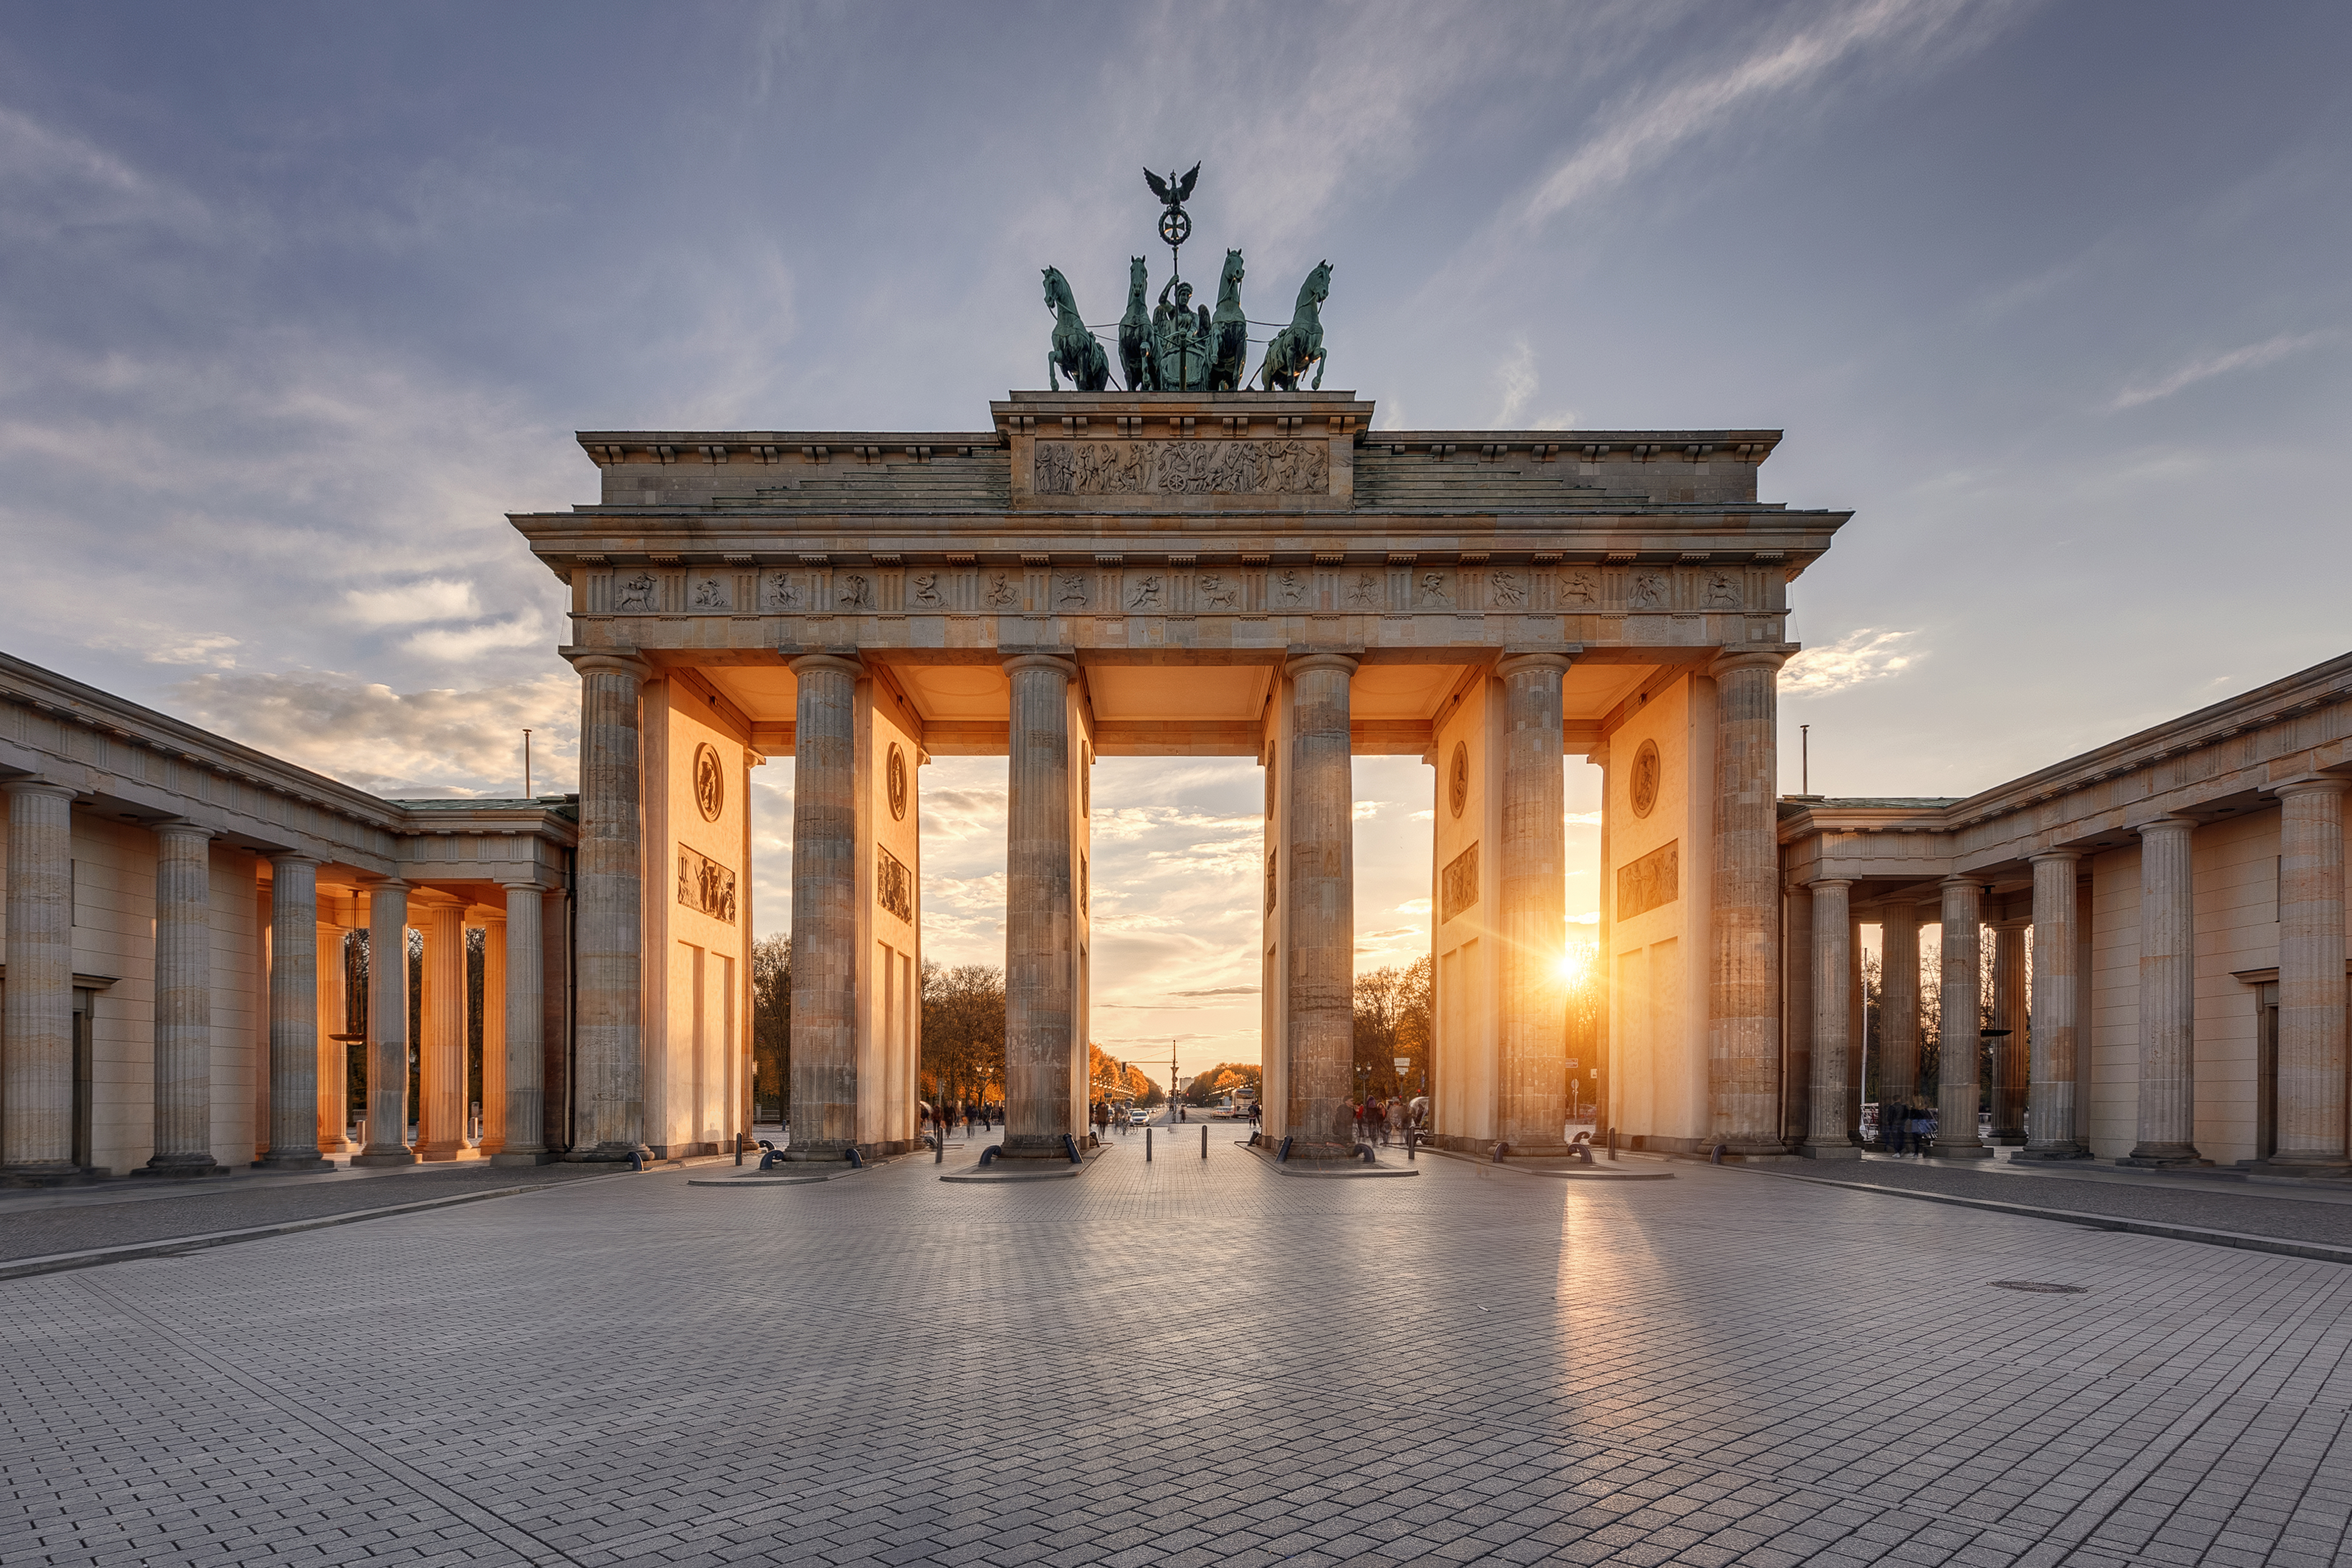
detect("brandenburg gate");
top-left (509, 390), bottom-right (1849, 1164)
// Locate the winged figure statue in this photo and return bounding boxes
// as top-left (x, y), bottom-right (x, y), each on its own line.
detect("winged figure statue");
top-left (1144, 163), bottom-right (1200, 209)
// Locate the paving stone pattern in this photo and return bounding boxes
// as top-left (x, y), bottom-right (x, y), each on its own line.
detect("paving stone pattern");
top-left (1777, 1159), bottom-right (2352, 1246)
top-left (3, 1145), bottom-right (2351, 1567)
top-left (0, 1163), bottom-right (616, 1262)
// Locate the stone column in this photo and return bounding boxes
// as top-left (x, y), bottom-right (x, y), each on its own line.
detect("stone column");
top-left (1783, 881), bottom-right (1814, 1145)
top-left (257, 854), bottom-right (329, 1169)
top-left (571, 650), bottom-right (651, 1162)
top-left (1284, 652), bottom-right (1358, 1157)
top-left (2125, 816), bottom-right (2201, 1166)
top-left (1002, 653), bottom-right (1079, 1158)
top-left (787, 653), bottom-right (861, 1158)
top-left (135, 820), bottom-right (221, 1177)
top-left (479, 913), bottom-right (507, 1154)
top-left (1930, 876), bottom-right (1991, 1158)
top-left (416, 898), bottom-right (466, 1160)
top-left (1988, 919), bottom-right (2030, 1145)
top-left (1497, 652), bottom-right (1571, 1154)
top-left (352, 878), bottom-right (415, 1165)
top-left (1846, 909), bottom-right (1867, 1142)
top-left (316, 920), bottom-right (349, 1153)
top-left (492, 882), bottom-right (550, 1165)
top-left (1709, 650), bottom-right (1787, 1154)
top-left (1802, 880), bottom-right (1859, 1158)
top-left (1591, 739), bottom-right (1612, 1133)
top-left (2021, 851), bottom-right (2087, 1158)
top-left (1879, 901), bottom-right (1921, 1116)
top-left (2, 780), bottom-right (78, 1181)
top-left (2267, 779), bottom-right (2349, 1174)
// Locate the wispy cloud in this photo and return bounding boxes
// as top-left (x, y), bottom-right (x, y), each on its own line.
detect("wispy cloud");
top-left (1783, 628), bottom-right (1922, 696)
top-left (2109, 332), bottom-right (2333, 410)
top-left (344, 580), bottom-right (481, 627)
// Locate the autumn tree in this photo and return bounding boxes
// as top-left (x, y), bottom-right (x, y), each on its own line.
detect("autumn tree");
top-left (1353, 954), bottom-right (1432, 1099)
top-left (752, 933), bottom-right (790, 1121)
top-left (921, 961), bottom-right (1006, 1106)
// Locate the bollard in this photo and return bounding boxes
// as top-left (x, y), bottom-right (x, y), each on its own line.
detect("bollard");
top-left (1062, 1133), bottom-right (1082, 1165)
top-left (1201, 1124), bottom-right (1208, 1160)
top-left (735, 1134), bottom-right (743, 1167)
top-left (1406, 1129), bottom-right (1416, 1161)
top-left (627, 1150), bottom-right (645, 1172)
top-left (1277, 1135), bottom-right (1294, 1163)
top-left (980, 1145), bottom-right (1002, 1166)
top-left (1146, 1127), bottom-right (1153, 1162)
top-left (1492, 1140), bottom-right (1510, 1164)
top-left (934, 1132), bottom-right (944, 1164)
top-left (1606, 1125), bottom-right (1617, 1162)
top-left (1710, 1142), bottom-right (1726, 1165)
top-left (845, 1147), bottom-right (863, 1168)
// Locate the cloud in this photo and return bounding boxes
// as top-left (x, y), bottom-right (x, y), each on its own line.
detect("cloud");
top-left (2109, 332), bottom-right (2333, 410)
top-left (344, 580), bottom-right (481, 627)
top-left (1396, 898), bottom-right (1433, 914)
top-left (1351, 799), bottom-right (1385, 820)
top-left (1519, 0), bottom-right (2013, 227)
top-left (166, 668), bottom-right (575, 797)
top-left (95, 632), bottom-right (242, 668)
top-left (1570, 911), bottom-right (1601, 925)
top-left (1494, 341), bottom-right (1538, 424)
top-left (402, 613), bottom-right (546, 662)
top-left (1566, 810), bottom-right (1603, 826)
top-left (1783, 628), bottom-right (1922, 696)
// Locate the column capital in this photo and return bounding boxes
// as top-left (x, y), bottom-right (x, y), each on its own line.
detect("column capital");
top-left (1284, 651), bottom-right (1359, 680)
top-left (151, 817), bottom-right (217, 843)
top-left (1000, 651), bottom-right (1078, 680)
top-left (498, 879), bottom-right (547, 894)
top-left (1938, 873), bottom-right (1987, 889)
top-left (564, 647), bottom-right (651, 682)
top-left (1708, 646), bottom-right (1788, 679)
top-left (2029, 848), bottom-right (2083, 866)
top-left (360, 874), bottom-right (412, 892)
top-left (2274, 775), bottom-right (2352, 802)
top-left (1806, 877), bottom-right (1853, 892)
top-left (787, 651), bottom-right (864, 681)
top-left (1, 776), bottom-right (75, 801)
top-left (268, 850), bottom-right (323, 869)
top-left (2135, 813), bottom-right (2200, 838)
top-left (1496, 651), bottom-right (1573, 679)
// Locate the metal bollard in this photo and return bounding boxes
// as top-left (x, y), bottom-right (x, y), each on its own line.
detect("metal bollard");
top-left (1201, 1124), bottom-right (1208, 1160)
top-left (1146, 1127), bottom-right (1153, 1162)
top-left (1710, 1142), bottom-right (1726, 1165)
top-left (844, 1146), bottom-right (863, 1168)
top-left (1406, 1129), bottom-right (1416, 1161)
top-left (1606, 1125), bottom-right (1617, 1162)
top-left (934, 1132), bottom-right (944, 1164)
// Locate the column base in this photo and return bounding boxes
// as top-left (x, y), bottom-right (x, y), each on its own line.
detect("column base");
top-left (2246, 1157), bottom-right (2352, 1179)
top-left (490, 1150), bottom-right (555, 1167)
top-left (350, 1147), bottom-right (416, 1167)
top-left (2117, 1144), bottom-right (2208, 1168)
top-left (252, 1153), bottom-right (333, 1172)
top-left (565, 1142), bottom-right (653, 1164)
top-left (1989, 1132), bottom-right (2027, 1146)
top-left (1796, 1142), bottom-right (1862, 1161)
top-left (2013, 1144), bottom-right (2092, 1161)
top-left (414, 1140), bottom-right (466, 1162)
top-left (130, 1157), bottom-right (229, 1179)
top-left (1929, 1140), bottom-right (1994, 1159)
top-left (0, 1164), bottom-right (107, 1187)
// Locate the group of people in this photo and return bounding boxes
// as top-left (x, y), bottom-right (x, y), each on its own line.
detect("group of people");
top-left (1351, 1096), bottom-right (1419, 1147)
top-left (919, 1102), bottom-right (997, 1140)
top-left (1875, 1099), bottom-right (1939, 1156)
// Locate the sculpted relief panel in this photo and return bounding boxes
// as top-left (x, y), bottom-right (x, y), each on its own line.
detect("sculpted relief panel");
top-left (1032, 438), bottom-right (1330, 496)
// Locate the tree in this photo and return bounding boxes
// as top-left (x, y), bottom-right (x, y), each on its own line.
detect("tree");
top-left (752, 934), bottom-right (789, 1121)
top-left (921, 962), bottom-right (1005, 1106)
top-left (1353, 954), bottom-right (1432, 1100)
top-left (1181, 1063), bottom-right (1262, 1106)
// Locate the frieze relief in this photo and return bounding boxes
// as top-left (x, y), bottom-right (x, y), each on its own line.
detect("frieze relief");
top-left (1032, 438), bottom-right (1330, 496)
top-left (677, 844), bottom-right (739, 924)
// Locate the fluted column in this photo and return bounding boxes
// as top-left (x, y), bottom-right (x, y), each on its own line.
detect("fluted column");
top-left (1002, 653), bottom-right (1079, 1157)
top-left (416, 897), bottom-right (466, 1160)
top-left (1879, 901), bottom-right (1921, 1116)
top-left (1846, 908), bottom-right (1866, 1141)
top-left (2, 780), bottom-right (77, 1180)
top-left (1709, 650), bottom-right (1787, 1154)
top-left (787, 652), bottom-right (861, 1157)
top-left (1930, 876), bottom-right (1990, 1157)
top-left (479, 914), bottom-right (507, 1153)
top-left (1802, 879), bottom-right (1859, 1158)
top-left (2125, 816), bottom-right (2201, 1166)
top-left (1989, 919), bottom-right (2030, 1145)
top-left (315, 921), bottom-right (349, 1153)
top-left (1498, 652), bottom-right (1571, 1153)
top-left (492, 882), bottom-right (550, 1164)
top-left (138, 820), bottom-right (221, 1177)
top-left (352, 878), bottom-right (415, 1165)
top-left (571, 650), bottom-right (651, 1162)
top-left (1783, 881), bottom-right (1814, 1145)
top-left (2021, 851), bottom-right (2087, 1158)
top-left (1285, 652), bottom-right (1358, 1157)
top-left (257, 854), bottom-right (329, 1169)
top-left (2267, 779), bottom-right (2349, 1173)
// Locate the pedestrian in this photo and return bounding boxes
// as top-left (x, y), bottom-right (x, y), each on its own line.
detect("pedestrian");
top-left (1353, 1100), bottom-right (1366, 1142)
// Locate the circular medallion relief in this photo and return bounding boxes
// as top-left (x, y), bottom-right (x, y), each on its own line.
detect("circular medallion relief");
top-left (692, 742), bottom-right (725, 822)
top-left (1629, 738), bottom-right (1662, 820)
top-left (1448, 741), bottom-right (1469, 818)
top-left (886, 744), bottom-right (909, 821)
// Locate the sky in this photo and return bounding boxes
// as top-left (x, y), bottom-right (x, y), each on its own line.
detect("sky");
top-left (4, 1), bottom-right (2348, 1080)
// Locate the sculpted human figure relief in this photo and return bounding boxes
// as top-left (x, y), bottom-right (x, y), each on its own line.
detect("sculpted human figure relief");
top-left (837, 573), bottom-right (873, 609)
top-left (1704, 572), bottom-right (1740, 608)
top-left (1628, 571), bottom-right (1668, 610)
top-left (691, 577), bottom-right (727, 610)
top-left (1128, 575), bottom-right (1163, 610)
top-left (1196, 573), bottom-right (1237, 609)
top-left (614, 573), bottom-right (657, 611)
top-left (1056, 574), bottom-right (1089, 609)
top-left (1347, 572), bottom-right (1381, 607)
top-left (1564, 569), bottom-right (1599, 605)
top-left (909, 572), bottom-right (942, 607)
top-left (1417, 571), bottom-right (1450, 606)
top-left (1489, 571), bottom-right (1526, 607)
top-left (1274, 569), bottom-right (1307, 607)
top-left (983, 573), bottom-right (1019, 608)
top-left (763, 572), bottom-right (803, 610)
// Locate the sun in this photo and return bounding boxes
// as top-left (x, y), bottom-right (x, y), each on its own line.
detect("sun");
top-left (1555, 944), bottom-right (1595, 987)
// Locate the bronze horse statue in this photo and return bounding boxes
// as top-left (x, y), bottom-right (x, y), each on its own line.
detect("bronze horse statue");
top-left (1254, 260), bottom-right (1331, 392)
top-left (1118, 257), bottom-right (1156, 393)
top-left (1044, 266), bottom-right (1109, 392)
top-left (1206, 249), bottom-right (1249, 393)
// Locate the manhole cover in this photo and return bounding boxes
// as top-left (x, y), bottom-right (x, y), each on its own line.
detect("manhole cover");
top-left (1990, 1280), bottom-right (2086, 1294)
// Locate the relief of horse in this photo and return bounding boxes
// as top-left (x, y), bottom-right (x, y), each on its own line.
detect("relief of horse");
top-left (1044, 266), bottom-right (1109, 392)
top-left (1206, 248), bottom-right (1249, 393)
top-left (1253, 260), bottom-right (1331, 392)
top-left (1118, 256), bottom-right (1156, 393)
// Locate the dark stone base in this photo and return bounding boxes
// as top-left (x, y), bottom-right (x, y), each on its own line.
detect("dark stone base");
top-left (565, 1142), bottom-right (654, 1165)
top-left (129, 1159), bottom-right (230, 1180)
top-left (0, 1165), bottom-right (108, 1187)
top-left (2246, 1158), bottom-right (2352, 1179)
top-left (252, 1155), bottom-right (334, 1172)
top-left (2011, 1146), bottom-right (2094, 1161)
top-left (489, 1150), bottom-right (556, 1167)
top-left (1929, 1141), bottom-right (1996, 1160)
top-left (1989, 1133), bottom-right (2028, 1146)
top-left (1797, 1142), bottom-right (1863, 1161)
top-left (350, 1149), bottom-right (416, 1167)
top-left (2117, 1147), bottom-right (2210, 1169)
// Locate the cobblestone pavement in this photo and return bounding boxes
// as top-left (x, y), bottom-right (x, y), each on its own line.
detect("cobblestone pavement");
top-left (5, 1142), bottom-right (2351, 1568)
top-left (0, 1161), bottom-right (620, 1263)
top-left (1771, 1156), bottom-right (2352, 1246)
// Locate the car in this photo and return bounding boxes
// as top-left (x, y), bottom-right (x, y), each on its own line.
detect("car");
top-left (1129, 1107), bottom-right (1151, 1125)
